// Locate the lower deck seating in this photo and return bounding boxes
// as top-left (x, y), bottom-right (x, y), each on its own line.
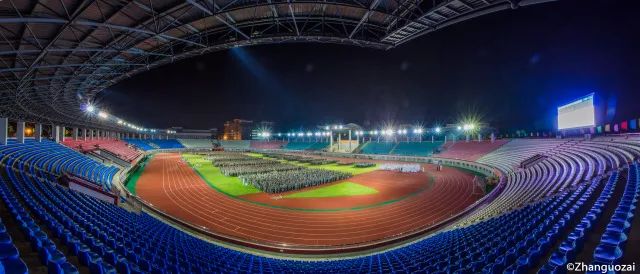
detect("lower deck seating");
top-left (360, 142), bottom-right (396, 154)
top-left (1, 161), bottom-right (638, 273)
top-left (219, 140), bottom-right (251, 150)
top-left (62, 139), bottom-right (141, 162)
top-left (124, 139), bottom-right (184, 150)
top-left (285, 141), bottom-right (329, 151)
top-left (177, 139), bottom-right (213, 149)
top-left (391, 141), bottom-right (444, 157)
top-left (123, 139), bottom-right (154, 151)
top-left (250, 141), bottom-right (287, 150)
top-left (437, 139), bottom-right (510, 161)
top-left (0, 140), bottom-right (117, 189)
top-left (1, 139), bottom-right (638, 273)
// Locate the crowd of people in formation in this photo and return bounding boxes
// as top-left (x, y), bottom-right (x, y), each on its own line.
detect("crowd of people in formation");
top-left (207, 153), bottom-right (301, 176)
top-left (240, 169), bottom-right (351, 193)
top-left (220, 163), bottom-right (302, 177)
top-left (379, 163), bottom-right (422, 173)
top-left (354, 162), bottom-right (375, 168)
top-left (206, 152), bottom-right (352, 193)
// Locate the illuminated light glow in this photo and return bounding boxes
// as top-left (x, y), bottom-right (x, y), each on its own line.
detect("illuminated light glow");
top-left (457, 126), bottom-right (462, 131)
top-left (97, 111), bottom-right (108, 119)
top-left (117, 119), bottom-right (123, 124)
top-left (413, 128), bottom-right (423, 134)
top-left (325, 126), bottom-right (330, 130)
top-left (558, 93), bottom-right (596, 130)
top-left (297, 132), bottom-right (304, 137)
top-left (85, 104), bottom-right (95, 113)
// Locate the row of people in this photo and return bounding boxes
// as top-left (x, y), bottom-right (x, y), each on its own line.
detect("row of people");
top-left (240, 168), bottom-right (351, 193)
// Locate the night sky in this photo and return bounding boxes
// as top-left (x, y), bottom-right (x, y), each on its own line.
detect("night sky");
top-left (99, 0), bottom-right (640, 132)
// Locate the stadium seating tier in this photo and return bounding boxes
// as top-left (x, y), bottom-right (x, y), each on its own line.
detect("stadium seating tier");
top-left (1, 138), bottom-right (639, 273)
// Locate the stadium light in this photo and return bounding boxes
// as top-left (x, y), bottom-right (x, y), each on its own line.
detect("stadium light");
top-left (297, 132), bottom-right (304, 137)
top-left (84, 104), bottom-right (95, 113)
top-left (97, 111), bottom-right (108, 119)
top-left (338, 125), bottom-right (343, 129)
top-left (457, 126), bottom-right (462, 131)
top-left (413, 128), bottom-right (423, 134)
top-left (325, 126), bottom-right (330, 130)
top-left (117, 119), bottom-right (123, 124)
top-left (306, 132), bottom-right (312, 136)
top-left (462, 124), bottom-right (476, 131)
top-left (435, 127), bottom-right (442, 133)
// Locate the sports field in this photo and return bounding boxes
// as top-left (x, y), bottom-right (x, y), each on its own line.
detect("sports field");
top-left (283, 182), bottom-right (378, 198)
top-left (182, 153), bottom-right (380, 199)
top-left (134, 152), bottom-right (483, 251)
top-left (182, 154), bottom-right (260, 196)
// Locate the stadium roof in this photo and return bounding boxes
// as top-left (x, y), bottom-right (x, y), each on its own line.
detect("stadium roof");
top-left (0, 0), bottom-right (555, 130)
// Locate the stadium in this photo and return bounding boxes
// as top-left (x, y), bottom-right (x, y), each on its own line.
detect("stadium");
top-left (0, 0), bottom-right (639, 273)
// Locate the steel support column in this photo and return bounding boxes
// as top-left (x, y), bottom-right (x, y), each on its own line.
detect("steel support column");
top-left (34, 124), bottom-right (42, 142)
top-left (16, 121), bottom-right (25, 144)
top-left (0, 118), bottom-right (7, 145)
top-left (53, 126), bottom-right (60, 143)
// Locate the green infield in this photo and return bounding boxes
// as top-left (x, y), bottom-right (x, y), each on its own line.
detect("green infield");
top-left (284, 182), bottom-right (378, 199)
top-left (247, 153), bottom-right (378, 175)
top-left (182, 154), bottom-right (261, 196)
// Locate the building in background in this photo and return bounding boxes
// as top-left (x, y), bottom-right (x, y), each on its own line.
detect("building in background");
top-left (222, 119), bottom-right (253, 140)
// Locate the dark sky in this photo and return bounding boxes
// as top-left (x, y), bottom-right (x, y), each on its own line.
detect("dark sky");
top-left (100, 0), bottom-right (640, 132)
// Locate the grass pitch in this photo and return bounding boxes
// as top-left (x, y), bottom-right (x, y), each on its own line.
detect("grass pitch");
top-left (182, 154), bottom-right (261, 196)
top-left (284, 182), bottom-right (378, 199)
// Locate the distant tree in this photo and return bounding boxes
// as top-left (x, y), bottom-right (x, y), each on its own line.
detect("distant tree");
top-left (8, 124), bottom-right (15, 137)
top-left (486, 175), bottom-right (499, 186)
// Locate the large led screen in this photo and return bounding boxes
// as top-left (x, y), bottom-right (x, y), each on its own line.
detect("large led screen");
top-left (558, 94), bottom-right (595, 130)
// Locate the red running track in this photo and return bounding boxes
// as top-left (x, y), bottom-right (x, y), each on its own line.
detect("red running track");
top-left (135, 153), bottom-right (482, 252)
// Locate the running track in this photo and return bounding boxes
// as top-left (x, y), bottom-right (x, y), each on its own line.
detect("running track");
top-left (136, 153), bottom-right (482, 251)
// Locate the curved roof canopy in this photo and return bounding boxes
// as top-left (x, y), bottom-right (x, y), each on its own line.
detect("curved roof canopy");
top-left (0, 0), bottom-right (554, 130)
